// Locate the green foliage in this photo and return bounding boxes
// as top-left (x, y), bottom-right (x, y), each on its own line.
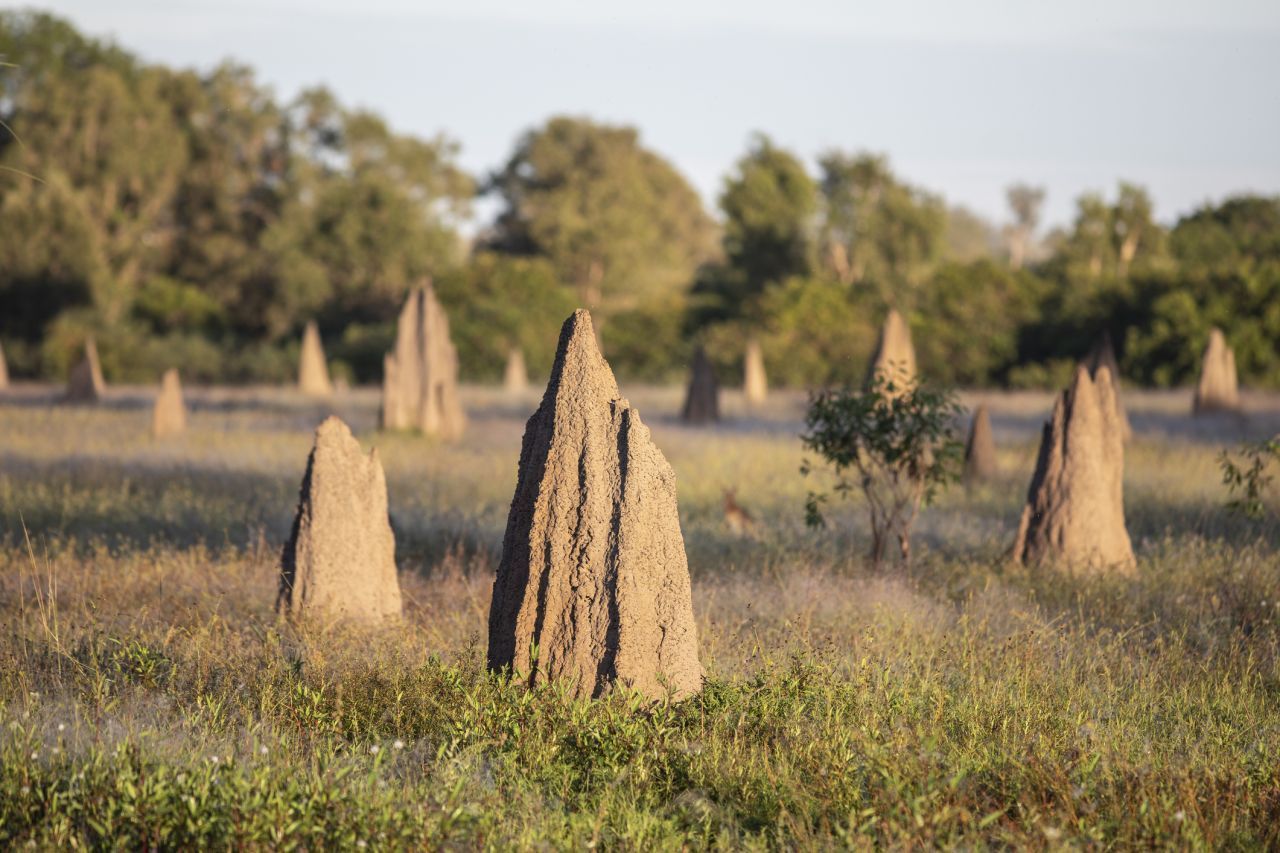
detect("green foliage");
top-left (754, 276), bottom-right (877, 387)
top-left (914, 260), bottom-right (1044, 386)
top-left (485, 116), bottom-right (717, 322)
top-left (601, 297), bottom-right (692, 383)
top-left (817, 151), bottom-right (947, 307)
top-left (715, 134), bottom-right (816, 309)
top-left (0, 13), bottom-right (471, 380)
top-left (801, 377), bottom-right (963, 565)
top-left (436, 253), bottom-right (577, 383)
top-left (1120, 197), bottom-right (1280, 388)
top-left (1, 13), bottom-right (1279, 391)
top-left (1221, 435), bottom-right (1280, 519)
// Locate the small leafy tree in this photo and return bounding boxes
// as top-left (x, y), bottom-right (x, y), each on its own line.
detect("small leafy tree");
top-left (1221, 435), bottom-right (1280, 519)
top-left (801, 376), bottom-right (963, 566)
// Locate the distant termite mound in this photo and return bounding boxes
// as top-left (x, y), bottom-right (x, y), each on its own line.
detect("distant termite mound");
top-left (151, 368), bottom-right (187, 438)
top-left (743, 338), bottom-right (767, 406)
top-left (487, 310), bottom-right (703, 701)
top-left (298, 320), bottom-right (333, 397)
top-left (504, 347), bottom-right (528, 395)
top-left (1013, 366), bottom-right (1135, 573)
top-left (65, 337), bottom-right (105, 402)
top-left (278, 416), bottom-right (402, 622)
top-left (1192, 327), bottom-right (1240, 415)
top-left (866, 309), bottom-right (917, 395)
top-left (380, 282), bottom-right (466, 439)
top-left (963, 404), bottom-right (998, 484)
top-left (681, 346), bottom-right (719, 424)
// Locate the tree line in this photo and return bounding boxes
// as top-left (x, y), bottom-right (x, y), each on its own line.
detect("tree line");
top-left (2, 11), bottom-right (1278, 388)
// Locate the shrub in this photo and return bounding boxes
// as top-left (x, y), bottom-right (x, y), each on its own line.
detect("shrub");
top-left (801, 375), bottom-right (962, 566)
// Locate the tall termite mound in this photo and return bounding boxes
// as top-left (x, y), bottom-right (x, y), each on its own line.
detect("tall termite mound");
top-left (681, 346), bottom-right (720, 424)
top-left (1084, 332), bottom-right (1132, 440)
top-left (380, 282), bottom-right (466, 439)
top-left (963, 403), bottom-right (998, 483)
top-left (504, 347), bottom-right (528, 394)
top-left (1193, 327), bottom-right (1240, 415)
top-left (298, 320), bottom-right (333, 397)
top-left (66, 338), bottom-right (105, 402)
top-left (1013, 366), bottom-right (1135, 573)
top-left (278, 416), bottom-right (402, 622)
top-left (0, 340), bottom-right (9, 389)
top-left (487, 310), bottom-right (703, 700)
top-left (743, 338), bottom-right (767, 406)
top-left (866, 309), bottom-right (917, 394)
top-left (151, 368), bottom-right (187, 438)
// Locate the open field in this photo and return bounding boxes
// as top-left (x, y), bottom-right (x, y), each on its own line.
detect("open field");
top-left (2, 383), bottom-right (1279, 848)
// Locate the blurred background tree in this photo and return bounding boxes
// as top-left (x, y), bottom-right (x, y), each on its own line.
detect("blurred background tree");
top-left (0, 11), bottom-right (1277, 389)
top-left (482, 116), bottom-right (717, 324)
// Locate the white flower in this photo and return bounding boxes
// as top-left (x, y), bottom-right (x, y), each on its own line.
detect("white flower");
top-left (1174, 810), bottom-right (1186, 822)
top-left (30, 751), bottom-right (37, 760)
top-left (393, 740), bottom-right (405, 750)
top-left (260, 745), bottom-right (269, 755)
top-left (57, 723), bottom-right (66, 732)
top-left (369, 745), bottom-right (380, 755)
top-left (357, 841), bottom-right (367, 849)
top-left (210, 755), bottom-right (219, 763)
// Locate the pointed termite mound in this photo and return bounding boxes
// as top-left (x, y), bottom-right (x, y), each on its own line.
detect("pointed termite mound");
top-left (65, 337), bottom-right (105, 402)
top-left (681, 346), bottom-right (720, 424)
top-left (1193, 327), bottom-right (1240, 415)
top-left (963, 404), bottom-right (998, 483)
top-left (487, 310), bottom-right (703, 700)
top-left (743, 338), bottom-right (767, 406)
top-left (298, 320), bottom-right (333, 397)
top-left (1013, 366), bottom-right (1135, 573)
top-left (151, 368), bottom-right (187, 438)
top-left (0, 340), bottom-right (9, 390)
top-left (1084, 332), bottom-right (1133, 440)
top-left (504, 347), bottom-right (528, 394)
top-left (866, 309), bottom-right (917, 395)
top-left (380, 282), bottom-right (466, 439)
top-left (278, 416), bottom-right (402, 622)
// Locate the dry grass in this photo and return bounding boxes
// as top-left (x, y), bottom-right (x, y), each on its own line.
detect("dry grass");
top-left (1, 382), bottom-right (1278, 847)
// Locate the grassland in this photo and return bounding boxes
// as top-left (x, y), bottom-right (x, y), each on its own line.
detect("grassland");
top-left (2, 382), bottom-right (1279, 849)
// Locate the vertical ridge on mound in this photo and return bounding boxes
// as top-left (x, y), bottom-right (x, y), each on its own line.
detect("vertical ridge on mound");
top-left (380, 282), bottom-right (466, 439)
top-left (743, 338), bottom-right (767, 406)
top-left (866, 309), bottom-right (917, 395)
top-left (298, 320), bottom-right (333, 397)
top-left (66, 337), bottom-right (105, 402)
top-left (1014, 366), bottom-right (1135, 573)
top-left (151, 368), bottom-right (187, 438)
top-left (488, 309), bottom-right (703, 701)
top-left (0, 340), bottom-right (8, 389)
top-left (1193, 328), bottom-right (1240, 415)
top-left (682, 345), bottom-right (720, 424)
top-left (278, 416), bottom-right (402, 622)
top-left (963, 404), bottom-right (998, 483)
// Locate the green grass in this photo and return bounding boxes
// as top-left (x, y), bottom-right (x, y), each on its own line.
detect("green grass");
top-left (1, 384), bottom-right (1279, 848)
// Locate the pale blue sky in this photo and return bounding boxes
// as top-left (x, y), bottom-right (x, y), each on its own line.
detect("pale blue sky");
top-left (20, 0), bottom-right (1280, 229)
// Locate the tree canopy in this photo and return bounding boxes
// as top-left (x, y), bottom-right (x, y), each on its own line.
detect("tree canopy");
top-left (1, 11), bottom-right (1277, 390)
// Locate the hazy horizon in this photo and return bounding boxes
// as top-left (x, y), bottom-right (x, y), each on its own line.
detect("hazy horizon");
top-left (16, 0), bottom-right (1280, 230)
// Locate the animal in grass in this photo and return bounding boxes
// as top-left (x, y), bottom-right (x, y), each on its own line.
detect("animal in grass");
top-left (722, 489), bottom-right (757, 537)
